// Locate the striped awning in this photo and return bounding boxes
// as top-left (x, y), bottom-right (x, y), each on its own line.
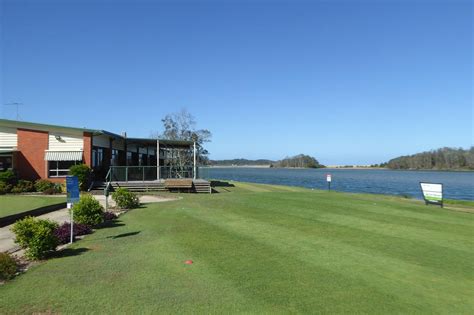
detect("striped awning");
top-left (44, 151), bottom-right (83, 161)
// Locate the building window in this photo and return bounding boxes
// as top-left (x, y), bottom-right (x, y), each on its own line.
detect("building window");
top-left (111, 149), bottom-right (119, 166)
top-left (48, 160), bottom-right (78, 177)
top-left (92, 147), bottom-right (104, 168)
top-left (0, 155), bottom-right (13, 171)
top-left (127, 152), bottom-right (133, 165)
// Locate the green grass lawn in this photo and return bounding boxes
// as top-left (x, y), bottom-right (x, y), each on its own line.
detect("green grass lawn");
top-left (444, 198), bottom-right (474, 208)
top-left (1, 182), bottom-right (473, 314)
top-left (0, 195), bottom-right (66, 218)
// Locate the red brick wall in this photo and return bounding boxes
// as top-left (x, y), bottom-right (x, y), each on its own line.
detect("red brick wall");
top-left (83, 132), bottom-right (92, 167)
top-left (16, 128), bottom-right (49, 180)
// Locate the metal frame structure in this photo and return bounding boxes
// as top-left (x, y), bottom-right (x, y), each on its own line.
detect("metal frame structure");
top-left (105, 137), bottom-right (198, 183)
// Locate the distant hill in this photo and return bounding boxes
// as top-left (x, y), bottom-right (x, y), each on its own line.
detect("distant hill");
top-left (381, 147), bottom-right (474, 170)
top-left (210, 154), bottom-right (325, 169)
top-left (275, 154), bottom-right (324, 168)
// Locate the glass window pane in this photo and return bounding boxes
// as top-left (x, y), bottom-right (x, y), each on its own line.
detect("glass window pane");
top-left (0, 156), bottom-right (12, 171)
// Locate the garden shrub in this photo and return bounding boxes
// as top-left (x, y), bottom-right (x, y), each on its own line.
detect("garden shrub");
top-left (103, 211), bottom-right (117, 221)
top-left (0, 170), bottom-right (17, 185)
top-left (42, 188), bottom-right (57, 195)
top-left (69, 164), bottom-right (91, 191)
top-left (11, 217), bottom-right (59, 260)
top-left (57, 182), bottom-right (66, 193)
top-left (0, 181), bottom-right (12, 195)
top-left (11, 180), bottom-right (35, 193)
top-left (112, 188), bottom-right (140, 209)
top-left (34, 179), bottom-right (55, 192)
top-left (0, 252), bottom-right (18, 281)
top-left (72, 195), bottom-right (104, 226)
top-left (42, 183), bottom-right (62, 195)
top-left (54, 222), bottom-right (92, 244)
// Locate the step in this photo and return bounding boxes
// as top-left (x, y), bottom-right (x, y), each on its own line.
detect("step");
top-left (90, 180), bottom-right (211, 193)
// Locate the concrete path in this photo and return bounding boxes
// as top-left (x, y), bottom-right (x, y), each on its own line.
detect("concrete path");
top-left (0, 208), bottom-right (71, 253)
top-left (94, 194), bottom-right (178, 209)
top-left (0, 194), bottom-right (177, 254)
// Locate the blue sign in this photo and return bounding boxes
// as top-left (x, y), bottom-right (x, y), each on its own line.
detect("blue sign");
top-left (66, 176), bottom-right (80, 204)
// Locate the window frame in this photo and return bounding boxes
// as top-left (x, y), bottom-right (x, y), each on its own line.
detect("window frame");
top-left (92, 147), bottom-right (104, 169)
top-left (0, 154), bottom-right (13, 171)
top-left (48, 160), bottom-right (81, 178)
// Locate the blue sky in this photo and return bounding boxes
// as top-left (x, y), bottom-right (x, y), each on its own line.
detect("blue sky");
top-left (1, 0), bottom-right (472, 165)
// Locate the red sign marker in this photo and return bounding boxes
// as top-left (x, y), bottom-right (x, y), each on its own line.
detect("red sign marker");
top-left (184, 260), bottom-right (193, 265)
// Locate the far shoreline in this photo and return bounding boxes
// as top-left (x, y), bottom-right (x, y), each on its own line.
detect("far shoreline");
top-left (203, 165), bottom-right (474, 172)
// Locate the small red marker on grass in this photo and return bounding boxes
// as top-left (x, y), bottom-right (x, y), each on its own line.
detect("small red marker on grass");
top-left (184, 260), bottom-right (193, 265)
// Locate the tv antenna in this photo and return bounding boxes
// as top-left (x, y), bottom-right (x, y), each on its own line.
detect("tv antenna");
top-left (4, 102), bottom-right (25, 120)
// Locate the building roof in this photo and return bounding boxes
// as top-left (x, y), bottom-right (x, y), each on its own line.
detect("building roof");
top-left (0, 118), bottom-right (103, 135)
top-left (0, 119), bottom-right (194, 146)
top-left (126, 137), bottom-right (194, 147)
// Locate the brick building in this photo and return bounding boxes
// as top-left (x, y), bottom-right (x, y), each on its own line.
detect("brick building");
top-left (0, 119), bottom-right (195, 183)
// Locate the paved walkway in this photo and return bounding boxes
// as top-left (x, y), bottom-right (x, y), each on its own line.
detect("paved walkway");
top-left (0, 208), bottom-right (71, 253)
top-left (93, 195), bottom-right (177, 209)
top-left (0, 195), bottom-right (177, 253)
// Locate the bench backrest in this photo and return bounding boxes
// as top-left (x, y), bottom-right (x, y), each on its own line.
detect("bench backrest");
top-left (165, 179), bottom-right (193, 188)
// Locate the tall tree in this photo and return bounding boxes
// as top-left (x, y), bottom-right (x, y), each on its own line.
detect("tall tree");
top-left (152, 109), bottom-right (212, 169)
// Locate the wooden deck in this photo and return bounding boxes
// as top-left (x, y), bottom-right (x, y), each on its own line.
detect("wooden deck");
top-left (91, 179), bottom-right (211, 194)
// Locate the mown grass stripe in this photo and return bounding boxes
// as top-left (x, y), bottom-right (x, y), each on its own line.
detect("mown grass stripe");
top-left (249, 191), bottom-right (473, 228)
top-left (223, 192), bottom-right (474, 244)
top-left (167, 212), bottom-right (416, 313)
top-left (210, 207), bottom-right (473, 279)
top-left (184, 209), bottom-right (473, 313)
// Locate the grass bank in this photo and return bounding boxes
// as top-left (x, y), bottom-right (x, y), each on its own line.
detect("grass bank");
top-left (444, 198), bottom-right (474, 207)
top-left (0, 195), bottom-right (66, 218)
top-left (0, 181), bottom-right (472, 313)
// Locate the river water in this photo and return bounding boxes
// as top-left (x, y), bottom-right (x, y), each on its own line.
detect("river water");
top-left (201, 167), bottom-right (474, 200)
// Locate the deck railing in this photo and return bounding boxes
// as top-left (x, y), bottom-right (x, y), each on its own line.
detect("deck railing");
top-left (107, 166), bottom-right (196, 182)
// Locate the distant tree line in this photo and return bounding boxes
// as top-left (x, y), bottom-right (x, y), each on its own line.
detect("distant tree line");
top-left (209, 159), bottom-right (276, 166)
top-left (274, 154), bottom-right (324, 169)
top-left (384, 147), bottom-right (474, 170)
top-left (210, 154), bottom-right (325, 169)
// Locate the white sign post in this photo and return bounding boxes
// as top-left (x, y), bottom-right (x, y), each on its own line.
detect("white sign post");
top-left (420, 182), bottom-right (443, 208)
top-left (67, 203), bottom-right (74, 244)
top-left (326, 174), bottom-right (332, 191)
top-left (104, 182), bottom-right (111, 212)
